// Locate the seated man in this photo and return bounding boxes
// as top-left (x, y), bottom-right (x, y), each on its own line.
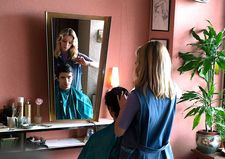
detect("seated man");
top-left (78, 86), bottom-right (129, 159)
top-left (55, 63), bottom-right (93, 120)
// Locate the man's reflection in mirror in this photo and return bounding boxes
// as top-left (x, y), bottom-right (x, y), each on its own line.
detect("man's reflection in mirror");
top-left (55, 64), bottom-right (93, 120)
top-left (54, 28), bottom-right (99, 90)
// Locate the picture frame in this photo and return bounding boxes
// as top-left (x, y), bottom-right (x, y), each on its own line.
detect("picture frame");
top-left (150, 39), bottom-right (168, 49)
top-left (151, 0), bottom-right (170, 31)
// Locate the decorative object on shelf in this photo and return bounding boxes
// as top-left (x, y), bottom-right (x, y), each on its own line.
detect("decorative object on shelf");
top-left (151, 0), bottom-right (170, 31)
top-left (177, 20), bottom-right (225, 154)
top-left (26, 136), bottom-right (47, 149)
top-left (34, 98), bottom-right (43, 124)
top-left (7, 116), bottom-right (17, 128)
top-left (24, 99), bottom-right (31, 124)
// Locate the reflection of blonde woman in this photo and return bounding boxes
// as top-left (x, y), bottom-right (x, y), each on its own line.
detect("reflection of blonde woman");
top-left (115, 41), bottom-right (177, 159)
top-left (54, 28), bottom-right (79, 60)
top-left (54, 28), bottom-right (98, 90)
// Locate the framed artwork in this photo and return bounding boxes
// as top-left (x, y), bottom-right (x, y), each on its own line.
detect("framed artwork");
top-left (150, 39), bottom-right (168, 49)
top-left (151, 0), bottom-right (170, 31)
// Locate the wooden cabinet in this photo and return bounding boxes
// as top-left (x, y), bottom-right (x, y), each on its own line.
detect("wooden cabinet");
top-left (0, 118), bottom-right (113, 152)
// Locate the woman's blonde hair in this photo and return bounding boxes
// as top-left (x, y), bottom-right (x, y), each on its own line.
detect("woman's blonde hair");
top-left (134, 41), bottom-right (175, 99)
top-left (54, 28), bottom-right (79, 59)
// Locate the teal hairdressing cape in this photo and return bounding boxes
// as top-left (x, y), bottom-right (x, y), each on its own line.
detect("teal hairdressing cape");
top-left (78, 123), bottom-right (121, 159)
top-left (55, 86), bottom-right (93, 120)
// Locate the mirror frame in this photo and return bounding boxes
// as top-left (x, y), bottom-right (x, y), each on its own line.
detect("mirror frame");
top-left (45, 11), bottom-right (111, 121)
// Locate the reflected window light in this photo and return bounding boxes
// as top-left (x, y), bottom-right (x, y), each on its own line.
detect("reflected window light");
top-left (97, 29), bottom-right (103, 43)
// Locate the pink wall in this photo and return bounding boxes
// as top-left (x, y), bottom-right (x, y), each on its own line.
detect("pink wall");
top-left (0, 0), bottom-right (224, 159)
top-left (171, 0), bottom-right (225, 159)
top-left (0, 0), bottom-right (149, 159)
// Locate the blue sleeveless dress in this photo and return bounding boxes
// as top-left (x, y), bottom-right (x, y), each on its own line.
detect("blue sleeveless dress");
top-left (119, 89), bottom-right (176, 159)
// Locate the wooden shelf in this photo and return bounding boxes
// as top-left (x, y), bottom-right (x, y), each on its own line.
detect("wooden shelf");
top-left (191, 149), bottom-right (225, 159)
top-left (25, 138), bottom-right (85, 151)
top-left (0, 118), bottom-right (113, 133)
top-left (0, 118), bottom-right (113, 152)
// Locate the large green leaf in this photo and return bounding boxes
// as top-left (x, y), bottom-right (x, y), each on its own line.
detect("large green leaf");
top-left (191, 28), bottom-right (203, 42)
top-left (214, 63), bottom-right (220, 74)
top-left (215, 32), bottom-right (223, 46)
top-left (203, 29), bottom-right (209, 37)
top-left (205, 106), bottom-right (213, 127)
top-left (217, 55), bottom-right (225, 71)
top-left (207, 26), bottom-right (216, 38)
top-left (184, 107), bottom-right (200, 118)
top-left (178, 91), bottom-right (200, 103)
top-left (214, 107), bottom-right (225, 117)
top-left (178, 52), bottom-right (203, 77)
top-left (202, 57), bottom-right (213, 76)
top-left (199, 86), bottom-right (210, 102)
top-left (178, 61), bottom-right (199, 73)
top-left (193, 113), bottom-right (202, 130)
top-left (208, 83), bottom-right (215, 97)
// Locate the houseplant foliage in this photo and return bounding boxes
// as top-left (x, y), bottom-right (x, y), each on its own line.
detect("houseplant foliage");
top-left (177, 20), bottom-right (225, 153)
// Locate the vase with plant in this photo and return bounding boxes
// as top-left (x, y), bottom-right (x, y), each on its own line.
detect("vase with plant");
top-left (34, 98), bottom-right (43, 124)
top-left (177, 20), bottom-right (225, 154)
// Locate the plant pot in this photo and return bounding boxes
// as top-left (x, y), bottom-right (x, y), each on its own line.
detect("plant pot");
top-left (196, 130), bottom-right (221, 154)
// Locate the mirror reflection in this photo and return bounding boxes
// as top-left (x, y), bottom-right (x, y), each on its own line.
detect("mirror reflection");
top-left (46, 12), bottom-right (111, 121)
top-left (55, 63), bottom-right (93, 119)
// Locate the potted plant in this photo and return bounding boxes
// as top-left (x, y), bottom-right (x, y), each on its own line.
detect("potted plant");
top-left (177, 20), bottom-right (225, 154)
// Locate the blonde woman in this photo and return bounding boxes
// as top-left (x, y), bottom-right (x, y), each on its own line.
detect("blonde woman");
top-left (54, 28), bottom-right (98, 90)
top-left (115, 41), bottom-right (177, 159)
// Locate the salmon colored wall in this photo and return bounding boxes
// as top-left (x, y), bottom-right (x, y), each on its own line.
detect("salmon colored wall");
top-left (171, 0), bottom-right (225, 159)
top-left (0, 0), bottom-right (224, 159)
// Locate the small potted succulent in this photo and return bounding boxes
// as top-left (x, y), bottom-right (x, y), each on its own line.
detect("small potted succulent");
top-left (177, 20), bottom-right (225, 154)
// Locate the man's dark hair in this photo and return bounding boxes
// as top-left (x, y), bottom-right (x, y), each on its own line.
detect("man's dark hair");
top-left (105, 87), bottom-right (128, 118)
top-left (56, 63), bottom-right (73, 78)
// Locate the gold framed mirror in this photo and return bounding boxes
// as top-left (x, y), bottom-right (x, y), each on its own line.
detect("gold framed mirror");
top-left (45, 11), bottom-right (111, 121)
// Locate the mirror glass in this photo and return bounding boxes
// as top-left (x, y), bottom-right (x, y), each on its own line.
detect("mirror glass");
top-left (46, 12), bottom-right (111, 121)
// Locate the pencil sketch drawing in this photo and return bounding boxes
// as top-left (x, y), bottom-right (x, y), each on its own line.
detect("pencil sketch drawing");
top-left (152, 0), bottom-right (169, 31)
